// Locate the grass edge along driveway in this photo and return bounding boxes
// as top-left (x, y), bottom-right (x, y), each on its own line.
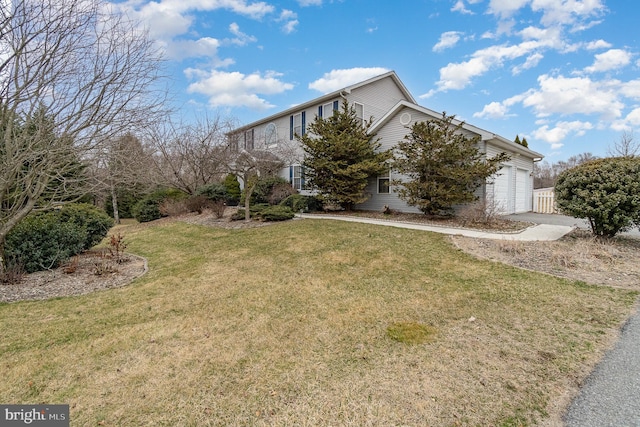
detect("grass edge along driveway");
top-left (0, 219), bottom-right (636, 426)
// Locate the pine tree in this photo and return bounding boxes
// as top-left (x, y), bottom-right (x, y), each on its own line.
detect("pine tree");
top-left (514, 135), bottom-right (522, 145)
top-left (521, 137), bottom-right (528, 147)
top-left (298, 101), bottom-right (391, 210)
top-left (391, 113), bottom-right (510, 216)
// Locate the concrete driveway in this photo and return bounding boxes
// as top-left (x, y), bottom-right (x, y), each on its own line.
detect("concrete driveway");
top-left (504, 212), bottom-right (640, 239)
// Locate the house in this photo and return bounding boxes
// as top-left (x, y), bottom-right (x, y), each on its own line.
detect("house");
top-left (230, 71), bottom-right (543, 215)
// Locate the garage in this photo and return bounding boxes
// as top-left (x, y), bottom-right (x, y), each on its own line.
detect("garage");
top-left (491, 165), bottom-right (512, 214)
top-left (490, 166), bottom-right (532, 214)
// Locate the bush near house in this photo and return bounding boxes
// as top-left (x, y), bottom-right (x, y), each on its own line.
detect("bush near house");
top-left (555, 157), bottom-right (640, 237)
top-left (280, 194), bottom-right (322, 213)
top-left (5, 204), bottom-right (113, 273)
top-left (223, 174), bottom-right (241, 206)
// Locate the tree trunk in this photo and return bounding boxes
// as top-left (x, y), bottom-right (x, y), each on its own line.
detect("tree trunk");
top-left (110, 183), bottom-right (120, 224)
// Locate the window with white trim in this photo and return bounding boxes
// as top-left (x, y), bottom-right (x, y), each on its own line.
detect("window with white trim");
top-left (354, 102), bottom-right (364, 127)
top-left (291, 165), bottom-right (305, 191)
top-left (293, 113), bottom-right (302, 137)
top-left (265, 123), bottom-right (277, 147)
top-left (322, 102), bottom-right (334, 118)
top-left (378, 170), bottom-right (390, 194)
top-left (228, 133), bottom-right (240, 151)
top-left (244, 129), bottom-right (254, 150)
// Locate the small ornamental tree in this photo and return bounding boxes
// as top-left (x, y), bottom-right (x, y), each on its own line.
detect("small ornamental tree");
top-left (298, 101), bottom-right (392, 210)
top-left (391, 113), bottom-right (509, 216)
top-left (555, 157), bottom-right (640, 237)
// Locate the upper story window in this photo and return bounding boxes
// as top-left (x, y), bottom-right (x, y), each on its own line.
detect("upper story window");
top-left (354, 102), bottom-right (364, 127)
top-left (319, 101), bottom-right (339, 119)
top-left (265, 123), bottom-right (277, 147)
top-left (228, 132), bottom-right (240, 152)
top-left (244, 129), bottom-right (254, 150)
top-left (290, 112), bottom-right (306, 140)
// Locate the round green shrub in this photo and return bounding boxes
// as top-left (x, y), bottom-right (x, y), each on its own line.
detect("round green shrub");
top-left (555, 157), bottom-right (640, 237)
top-left (5, 211), bottom-right (87, 273)
top-left (251, 176), bottom-right (291, 204)
top-left (280, 194), bottom-right (322, 212)
top-left (223, 174), bottom-right (241, 206)
top-left (195, 183), bottom-right (228, 202)
top-left (58, 203), bottom-right (114, 250)
top-left (258, 205), bottom-right (295, 221)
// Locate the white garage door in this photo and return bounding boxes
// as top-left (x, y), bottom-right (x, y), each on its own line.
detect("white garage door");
top-left (515, 169), bottom-right (530, 213)
top-left (492, 166), bottom-right (512, 214)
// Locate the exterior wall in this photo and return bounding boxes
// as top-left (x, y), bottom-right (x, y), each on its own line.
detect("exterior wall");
top-left (241, 75), bottom-right (412, 191)
top-left (357, 106), bottom-right (486, 214)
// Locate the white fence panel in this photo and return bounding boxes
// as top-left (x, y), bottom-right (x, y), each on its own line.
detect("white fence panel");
top-left (533, 187), bottom-right (557, 214)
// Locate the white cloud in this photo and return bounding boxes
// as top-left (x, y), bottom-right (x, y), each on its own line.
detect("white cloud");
top-left (451, 0), bottom-right (474, 14)
top-left (488, 0), bottom-right (530, 19)
top-left (309, 67), bottom-right (391, 93)
top-left (531, 0), bottom-right (606, 28)
top-left (532, 120), bottom-right (594, 144)
top-left (521, 74), bottom-right (624, 119)
top-left (512, 52), bottom-right (544, 74)
top-left (164, 37), bottom-right (223, 61)
top-left (625, 108), bottom-right (640, 126)
top-left (277, 9), bottom-right (298, 34)
top-left (473, 101), bottom-right (511, 119)
top-left (584, 39), bottom-right (612, 50)
top-left (225, 23), bottom-right (257, 46)
top-left (186, 69), bottom-right (294, 109)
top-left (584, 48), bottom-right (631, 73)
top-left (297, 0), bottom-right (322, 5)
top-left (433, 31), bottom-right (463, 52)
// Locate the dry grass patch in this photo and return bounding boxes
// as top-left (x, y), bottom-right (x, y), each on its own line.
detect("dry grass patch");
top-left (0, 220), bottom-right (637, 426)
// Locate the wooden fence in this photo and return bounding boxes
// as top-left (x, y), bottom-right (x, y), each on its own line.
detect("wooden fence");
top-left (533, 187), bottom-right (557, 214)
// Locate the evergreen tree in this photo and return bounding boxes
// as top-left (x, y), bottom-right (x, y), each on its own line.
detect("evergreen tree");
top-left (521, 137), bottom-right (528, 147)
top-left (514, 135), bottom-right (522, 145)
top-left (298, 101), bottom-right (391, 210)
top-left (391, 113), bottom-right (510, 216)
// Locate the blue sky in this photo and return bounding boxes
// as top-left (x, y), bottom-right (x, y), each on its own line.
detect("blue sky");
top-left (113, 0), bottom-right (640, 161)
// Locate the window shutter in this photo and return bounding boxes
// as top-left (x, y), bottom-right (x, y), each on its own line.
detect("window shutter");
top-left (318, 106), bottom-right (323, 118)
top-left (289, 165), bottom-right (293, 183)
top-left (333, 100), bottom-right (339, 111)
top-left (301, 112), bottom-right (306, 136)
top-left (301, 166), bottom-right (305, 189)
top-left (290, 115), bottom-right (294, 140)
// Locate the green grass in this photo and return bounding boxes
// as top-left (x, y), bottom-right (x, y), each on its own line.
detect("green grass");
top-left (0, 219), bottom-right (636, 426)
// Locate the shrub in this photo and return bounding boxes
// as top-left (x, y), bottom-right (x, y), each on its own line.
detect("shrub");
top-left (555, 157), bottom-right (640, 237)
top-left (5, 211), bottom-right (87, 273)
top-left (185, 195), bottom-right (211, 214)
top-left (223, 174), bottom-right (241, 206)
top-left (259, 205), bottom-right (295, 222)
top-left (251, 176), bottom-right (291, 205)
top-left (58, 203), bottom-right (114, 250)
top-left (280, 194), bottom-right (322, 213)
top-left (159, 199), bottom-right (188, 216)
top-left (230, 203), bottom-right (270, 221)
top-left (132, 188), bottom-right (188, 222)
top-left (195, 183), bottom-right (228, 203)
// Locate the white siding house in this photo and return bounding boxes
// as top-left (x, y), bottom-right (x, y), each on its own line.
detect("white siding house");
top-left (231, 71), bottom-right (543, 215)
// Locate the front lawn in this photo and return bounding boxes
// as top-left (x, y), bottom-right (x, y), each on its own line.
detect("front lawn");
top-left (0, 219), bottom-right (636, 426)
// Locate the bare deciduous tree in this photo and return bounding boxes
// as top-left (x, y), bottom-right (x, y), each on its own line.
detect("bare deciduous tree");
top-left (0, 0), bottom-right (165, 271)
top-left (145, 115), bottom-right (238, 194)
top-left (607, 130), bottom-right (639, 158)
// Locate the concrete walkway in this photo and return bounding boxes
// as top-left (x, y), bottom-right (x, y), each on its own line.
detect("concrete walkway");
top-left (296, 213), bottom-right (574, 241)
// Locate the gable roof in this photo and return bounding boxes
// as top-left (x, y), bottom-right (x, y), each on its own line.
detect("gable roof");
top-left (234, 71), bottom-right (414, 133)
top-left (370, 100), bottom-right (544, 160)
